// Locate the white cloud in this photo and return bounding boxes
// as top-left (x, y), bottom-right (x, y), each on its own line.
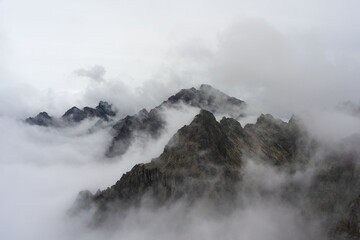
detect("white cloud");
top-left (74, 65), bottom-right (106, 82)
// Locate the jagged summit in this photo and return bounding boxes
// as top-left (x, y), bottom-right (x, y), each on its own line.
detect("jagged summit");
top-left (62, 107), bottom-right (86, 122)
top-left (96, 101), bottom-right (116, 117)
top-left (25, 101), bottom-right (116, 127)
top-left (165, 84), bottom-right (245, 118)
top-left (25, 112), bottom-right (53, 126)
top-left (62, 101), bottom-right (116, 123)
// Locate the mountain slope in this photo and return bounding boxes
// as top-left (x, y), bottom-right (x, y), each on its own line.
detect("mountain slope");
top-left (72, 106), bottom-right (360, 239)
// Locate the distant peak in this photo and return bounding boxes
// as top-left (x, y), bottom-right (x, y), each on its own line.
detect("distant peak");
top-left (25, 111), bottom-right (53, 127)
top-left (97, 101), bottom-right (111, 109)
top-left (138, 108), bottom-right (149, 116)
top-left (37, 112), bottom-right (51, 119)
top-left (96, 101), bottom-right (116, 117)
top-left (67, 106), bottom-right (82, 113)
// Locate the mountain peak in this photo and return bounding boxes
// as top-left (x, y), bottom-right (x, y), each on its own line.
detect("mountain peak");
top-left (96, 101), bottom-right (116, 117)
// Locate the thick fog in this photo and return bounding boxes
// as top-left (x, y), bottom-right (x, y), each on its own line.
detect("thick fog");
top-left (0, 105), bottom-right (200, 240)
top-left (1, 0), bottom-right (360, 239)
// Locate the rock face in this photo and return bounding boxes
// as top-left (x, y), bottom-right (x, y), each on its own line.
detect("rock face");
top-left (25, 101), bottom-right (116, 127)
top-left (106, 84), bottom-right (247, 157)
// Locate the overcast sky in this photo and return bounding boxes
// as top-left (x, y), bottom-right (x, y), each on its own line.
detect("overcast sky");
top-left (1, 0), bottom-right (359, 117)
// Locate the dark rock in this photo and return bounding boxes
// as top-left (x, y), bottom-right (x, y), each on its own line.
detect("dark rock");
top-left (26, 101), bottom-right (116, 127)
top-left (62, 107), bottom-right (88, 122)
top-left (25, 112), bottom-right (53, 127)
top-left (96, 101), bottom-right (116, 117)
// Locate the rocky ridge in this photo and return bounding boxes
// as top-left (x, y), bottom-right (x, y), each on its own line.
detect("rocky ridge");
top-left (25, 101), bottom-right (116, 126)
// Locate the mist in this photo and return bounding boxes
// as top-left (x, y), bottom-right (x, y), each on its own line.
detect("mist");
top-left (1, 102), bottom-right (354, 240)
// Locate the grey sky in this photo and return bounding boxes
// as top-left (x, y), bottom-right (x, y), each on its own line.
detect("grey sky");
top-left (0, 0), bottom-right (359, 117)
